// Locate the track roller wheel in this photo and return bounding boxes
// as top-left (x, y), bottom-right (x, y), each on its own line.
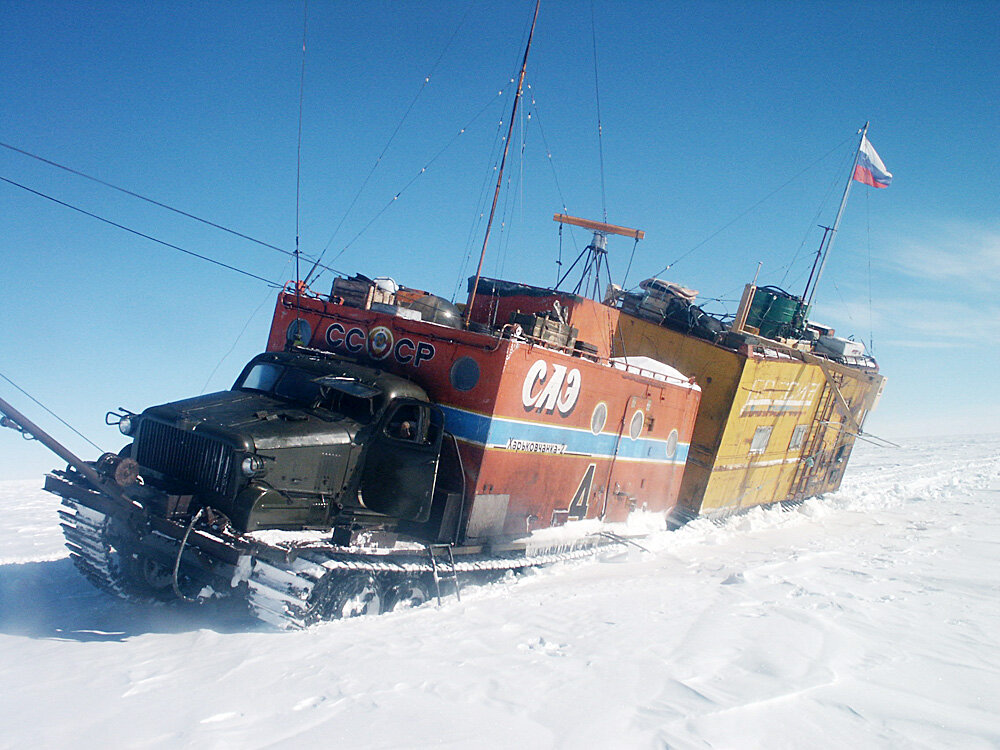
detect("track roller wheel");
top-left (61, 501), bottom-right (188, 602)
top-left (104, 517), bottom-right (192, 601)
top-left (382, 577), bottom-right (430, 613)
top-left (308, 571), bottom-right (383, 623)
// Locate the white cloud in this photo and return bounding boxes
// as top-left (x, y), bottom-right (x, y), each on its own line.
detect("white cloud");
top-left (811, 219), bottom-right (1000, 349)
top-left (816, 290), bottom-right (1000, 347)
top-left (879, 296), bottom-right (999, 343)
top-left (887, 220), bottom-right (1000, 291)
top-left (878, 338), bottom-right (965, 350)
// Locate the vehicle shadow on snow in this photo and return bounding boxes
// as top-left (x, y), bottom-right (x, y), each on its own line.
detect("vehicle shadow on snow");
top-left (0, 558), bottom-right (257, 641)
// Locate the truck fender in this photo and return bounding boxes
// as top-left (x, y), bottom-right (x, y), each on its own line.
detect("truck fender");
top-left (235, 484), bottom-right (289, 531)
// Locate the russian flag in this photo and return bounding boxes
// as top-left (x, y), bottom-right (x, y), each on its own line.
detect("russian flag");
top-left (853, 136), bottom-right (893, 188)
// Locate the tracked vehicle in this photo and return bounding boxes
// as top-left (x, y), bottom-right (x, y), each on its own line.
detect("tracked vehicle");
top-left (1, 349), bottom-right (458, 626)
top-left (0, 289), bottom-right (702, 628)
top-left (1, 0), bottom-right (892, 632)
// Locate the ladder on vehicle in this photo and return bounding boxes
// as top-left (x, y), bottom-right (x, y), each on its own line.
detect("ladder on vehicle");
top-left (425, 543), bottom-right (462, 606)
top-left (789, 379), bottom-right (838, 501)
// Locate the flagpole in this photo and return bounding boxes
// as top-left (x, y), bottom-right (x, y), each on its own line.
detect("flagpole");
top-left (804, 121), bottom-right (869, 311)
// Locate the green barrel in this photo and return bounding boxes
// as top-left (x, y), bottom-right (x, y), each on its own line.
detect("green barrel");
top-left (746, 287), bottom-right (806, 339)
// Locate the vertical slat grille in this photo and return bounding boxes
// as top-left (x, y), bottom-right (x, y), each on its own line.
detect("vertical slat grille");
top-left (135, 420), bottom-right (235, 498)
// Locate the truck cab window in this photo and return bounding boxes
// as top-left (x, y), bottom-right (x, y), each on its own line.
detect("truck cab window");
top-left (273, 367), bottom-right (323, 405)
top-left (384, 402), bottom-right (444, 446)
top-left (237, 364), bottom-right (327, 409)
top-left (239, 363), bottom-right (283, 393)
top-left (335, 392), bottom-right (377, 424)
top-left (386, 403), bottom-right (424, 443)
top-left (317, 378), bottom-right (383, 423)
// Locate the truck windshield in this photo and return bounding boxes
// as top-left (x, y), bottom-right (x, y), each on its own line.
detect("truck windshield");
top-left (240, 362), bottom-right (283, 393)
top-left (236, 363), bottom-right (381, 423)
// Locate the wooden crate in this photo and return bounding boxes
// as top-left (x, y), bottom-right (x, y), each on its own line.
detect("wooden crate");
top-left (510, 312), bottom-right (576, 348)
top-left (332, 276), bottom-right (375, 309)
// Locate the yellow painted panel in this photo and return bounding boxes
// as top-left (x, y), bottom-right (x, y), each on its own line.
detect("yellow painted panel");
top-left (702, 357), bottom-right (826, 512)
top-left (612, 311), bottom-right (886, 516)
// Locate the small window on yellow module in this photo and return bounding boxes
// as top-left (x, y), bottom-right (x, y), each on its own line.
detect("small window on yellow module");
top-left (788, 424), bottom-right (809, 451)
top-left (750, 426), bottom-right (773, 454)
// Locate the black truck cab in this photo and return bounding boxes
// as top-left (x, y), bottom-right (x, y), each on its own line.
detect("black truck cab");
top-left (126, 350), bottom-right (446, 536)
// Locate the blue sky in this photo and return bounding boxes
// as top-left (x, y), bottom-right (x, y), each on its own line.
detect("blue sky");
top-left (1, 0), bottom-right (997, 479)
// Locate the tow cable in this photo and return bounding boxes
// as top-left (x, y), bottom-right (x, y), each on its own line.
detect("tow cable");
top-left (596, 531), bottom-right (650, 553)
top-left (172, 507), bottom-right (205, 601)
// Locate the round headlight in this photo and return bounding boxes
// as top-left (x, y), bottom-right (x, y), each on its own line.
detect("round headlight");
top-left (119, 416), bottom-right (134, 436)
top-left (241, 455), bottom-right (266, 477)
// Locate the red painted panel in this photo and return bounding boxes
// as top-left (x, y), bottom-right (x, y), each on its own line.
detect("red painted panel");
top-left (267, 290), bottom-right (700, 538)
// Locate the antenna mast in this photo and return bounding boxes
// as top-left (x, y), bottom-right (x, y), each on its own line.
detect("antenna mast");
top-left (294, 1), bottom-right (309, 310)
top-left (464, 0), bottom-right (541, 327)
top-left (552, 213), bottom-right (644, 299)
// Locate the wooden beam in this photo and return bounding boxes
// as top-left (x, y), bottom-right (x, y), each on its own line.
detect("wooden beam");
top-left (802, 352), bottom-right (863, 434)
top-left (553, 213), bottom-right (645, 240)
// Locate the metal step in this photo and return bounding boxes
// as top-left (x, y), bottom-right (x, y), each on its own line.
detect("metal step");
top-left (425, 543), bottom-right (461, 605)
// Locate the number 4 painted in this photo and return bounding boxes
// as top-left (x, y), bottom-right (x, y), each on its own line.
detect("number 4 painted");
top-left (568, 463), bottom-right (596, 520)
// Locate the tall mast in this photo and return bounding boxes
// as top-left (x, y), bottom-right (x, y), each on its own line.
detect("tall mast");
top-left (803, 121), bottom-right (868, 310)
top-left (294, 0), bottom-right (309, 314)
top-left (464, 0), bottom-right (541, 327)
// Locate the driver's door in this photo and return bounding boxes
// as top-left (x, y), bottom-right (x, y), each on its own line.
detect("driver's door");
top-left (360, 399), bottom-right (444, 522)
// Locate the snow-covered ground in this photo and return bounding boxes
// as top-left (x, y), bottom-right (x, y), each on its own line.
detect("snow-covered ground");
top-left (1, 435), bottom-right (998, 749)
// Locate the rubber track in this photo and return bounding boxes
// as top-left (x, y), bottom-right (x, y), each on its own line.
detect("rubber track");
top-left (246, 542), bottom-right (623, 630)
top-left (58, 497), bottom-right (134, 600)
top-left (58, 494), bottom-right (627, 628)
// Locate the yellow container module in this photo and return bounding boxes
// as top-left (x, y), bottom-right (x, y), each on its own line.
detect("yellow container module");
top-left (612, 312), bottom-right (885, 517)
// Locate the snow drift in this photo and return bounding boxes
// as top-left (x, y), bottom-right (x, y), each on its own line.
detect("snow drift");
top-left (1, 435), bottom-right (998, 748)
